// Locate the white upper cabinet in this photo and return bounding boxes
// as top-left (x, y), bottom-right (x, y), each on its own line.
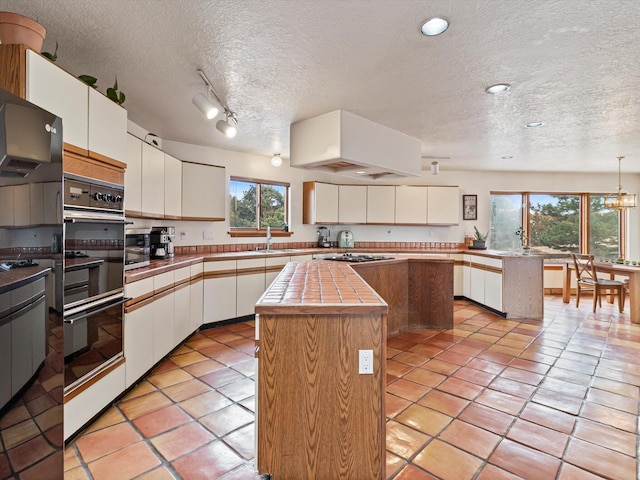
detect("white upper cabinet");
top-left (181, 162), bottom-right (225, 220)
top-left (395, 186), bottom-right (428, 224)
top-left (125, 134), bottom-right (142, 215)
top-left (427, 186), bottom-right (459, 225)
top-left (88, 88), bottom-right (128, 163)
top-left (140, 143), bottom-right (165, 217)
top-left (164, 153), bottom-right (182, 218)
top-left (302, 182), bottom-right (338, 224)
top-left (26, 50), bottom-right (89, 151)
top-left (339, 185), bottom-right (367, 224)
top-left (366, 185), bottom-right (395, 224)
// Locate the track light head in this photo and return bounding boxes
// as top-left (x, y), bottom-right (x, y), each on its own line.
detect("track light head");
top-left (216, 113), bottom-right (237, 138)
top-left (192, 93), bottom-right (219, 119)
top-left (430, 161), bottom-right (439, 175)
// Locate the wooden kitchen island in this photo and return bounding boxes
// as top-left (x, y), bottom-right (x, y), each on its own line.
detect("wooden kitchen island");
top-left (254, 257), bottom-right (453, 480)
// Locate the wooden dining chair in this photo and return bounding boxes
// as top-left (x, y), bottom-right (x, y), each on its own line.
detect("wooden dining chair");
top-left (571, 253), bottom-right (625, 313)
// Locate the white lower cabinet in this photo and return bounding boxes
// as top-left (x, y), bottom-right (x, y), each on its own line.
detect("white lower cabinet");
top-left (0, 321), bottom-right (11, 407)
top-left (265, 256), bottom-right (290, 290)
top-left (153, 291), bottom-right (175, 363)
top-left (173, 283), bottom-right (191, 345)
top-left (451, 254), bottom-right (464, 296)
top-left (236, 258), bottom-right (266, 317)
top-left (484, 270), bottom-right (503, 312)
top-left (465, 254), bottom-right (504, 312)
top-left (204, 260), bottom-right (237, 323)
top-left (190, 263), bottom-right (204, 333)
top-left (124, 298), bottom-right (154, 388)
top-left (64, 364), bottom-right (126, 441)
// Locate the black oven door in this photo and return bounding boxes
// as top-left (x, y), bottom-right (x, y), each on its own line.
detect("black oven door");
top-left (63, 293), bottom-right (128, 393)
top-left (63, 213), bottom-right (126, 308)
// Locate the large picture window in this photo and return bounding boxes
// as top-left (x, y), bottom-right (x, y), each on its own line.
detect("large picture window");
top-left (489, 192), bottom-right (625, 258)
top-left (229, 177), bottom-right (289, 231)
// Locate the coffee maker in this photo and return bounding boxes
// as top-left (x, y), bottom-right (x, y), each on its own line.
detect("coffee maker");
top-left (317, 227), bottom-right (331, 248)
top-left (150, 226), bottom-right (175, 258)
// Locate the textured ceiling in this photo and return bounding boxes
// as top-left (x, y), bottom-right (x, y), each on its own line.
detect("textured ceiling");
top-left (1, 0), bottom-right (639, 173)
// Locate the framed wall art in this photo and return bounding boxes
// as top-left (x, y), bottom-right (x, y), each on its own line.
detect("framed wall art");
top-left (463, 194), bottom-right (477, 220)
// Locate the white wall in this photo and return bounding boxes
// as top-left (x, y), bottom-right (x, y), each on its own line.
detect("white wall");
top-left (127, 131), bottom-right (640, 259)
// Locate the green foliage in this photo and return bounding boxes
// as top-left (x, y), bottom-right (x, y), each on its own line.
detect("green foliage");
top-left (78, 75), bottom-right (98, 88)
top-left (229, 182), bottom-right (286, 229)
top-left (473, 226), bottom-right (487, 241)
top-left (41, 41), bottom-right (58, 62)
top-left (106, 76), bottom-right (125, 105)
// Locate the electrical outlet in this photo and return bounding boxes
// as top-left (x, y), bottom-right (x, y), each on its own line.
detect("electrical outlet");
top-left (180, 231), bottom-right (187, 240)
top-left (203, 230), bottom-right (214, 241)
top-left (359, 349), bottom-right (373, 374)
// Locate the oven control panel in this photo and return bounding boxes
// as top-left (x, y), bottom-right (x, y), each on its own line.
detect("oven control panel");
top-left (64, 177), bottom-right (124, 212)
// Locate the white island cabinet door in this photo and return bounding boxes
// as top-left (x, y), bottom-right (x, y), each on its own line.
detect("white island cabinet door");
top-left (125, 134), bottom-right (143, 215)
top-left (26, 50), bottom-right (89, 151)
top-left (366, 185), bottom-right (395, 224)
top-left (395, 186), bottom-right (427, 224)
top-left (427, 186), bottom-right (459, 225)
top-left (88, 87), bottom-right (128, 163)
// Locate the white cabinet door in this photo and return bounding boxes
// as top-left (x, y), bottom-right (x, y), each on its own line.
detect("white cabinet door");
top-left (141, 142), bottom-right (165, 217)
top-left (30, 295), bottom-right (46, 371)
top-left (153, 292), bottom-right (175, 363)
top-left (366, 186), bottom-right (395, 224)
top-left (0, 321), bottom-right (11, 408)
top-left (13, 184), bottom-right (30, 226)
top-left (314, 182), bottom-right (339, 224)
top-left (395, 186), bottom-right (428, 224)
top-left (124, 302), bottom-right (155, 388)
top-left (43, 182), bottom-right (62, 224)
top-left (339, 185), bottom-right (367, 224)
top-left (26, 50), bottom-right (89, 150)
top-left (484, 270), bottom-right (503, 312)
top-left (88, 87), bottom-right (128, 163)
top-left (29, 183), bottom-right (44, 225)
top-left (173, 283), bottom-right (191, 344)
top-left (236, 258), bottom-right (265, 317)
top-left (164, 153), bottom-right (182, 218)
top-left (450, 254), bottom-right (464, 297)
top-left (182, 162), bottom-right (226, 220)
top-left (11, 308), bottom-right (31, 396)
top-left (190, 277), bottom-right (204, 333)
top-left (0, 187), bottom-right (14, 226)
top-left (125, 134), bottom-right (142, 214)
top-left (469, 266), bottom-right (485, 304)
top-left (203, 260), bottom-right (237, 323)
top-left (427, 186), bottom-right (459, 225)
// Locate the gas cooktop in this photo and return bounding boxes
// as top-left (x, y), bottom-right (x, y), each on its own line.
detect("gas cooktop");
top-left (65, 251), bottom-right (90, 259)
top-left (0, 259), bottom-right (39, 271)
top-left (324, 254), bottom-right (394, 263)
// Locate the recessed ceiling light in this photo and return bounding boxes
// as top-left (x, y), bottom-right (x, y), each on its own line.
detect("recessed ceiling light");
top-left (421, 17), bottom-right (449, 36)
top-left (525, 122), bottom-right (544, 128)
top-left (356, 170), bottom-right (367, 175)
top-left (485, 84), bottom-right (511, 94)
top-left (501, 155), bottom-right (513, 159)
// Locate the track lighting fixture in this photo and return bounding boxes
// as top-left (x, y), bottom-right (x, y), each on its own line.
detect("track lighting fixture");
top-left (430, 161), bottom-right (439, 175)
top-left (192, 93), bottom-right (219, 119)
top-left (216, 112), bottom-right (237, 138)
top-left (195, 69), bottom-right (238, 138)
top-left (271, 153), bottom-right (282, 167)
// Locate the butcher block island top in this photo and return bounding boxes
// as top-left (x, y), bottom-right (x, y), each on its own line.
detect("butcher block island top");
top-left (254, 257), bottom-right (454, 480)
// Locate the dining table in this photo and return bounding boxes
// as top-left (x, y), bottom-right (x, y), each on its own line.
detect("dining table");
top-left (563, 260), bottom-right (640, 324)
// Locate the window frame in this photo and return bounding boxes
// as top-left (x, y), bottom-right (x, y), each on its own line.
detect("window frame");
top-left (490, 191), bottom-right (627, 257)
top-left (229, 176), bottom-right (292, 237)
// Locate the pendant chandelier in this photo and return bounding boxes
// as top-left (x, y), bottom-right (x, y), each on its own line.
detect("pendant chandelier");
top-left (604, 156), bottom-right (637, 210)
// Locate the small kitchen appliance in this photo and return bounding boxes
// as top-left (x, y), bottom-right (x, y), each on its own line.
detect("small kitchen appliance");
top-left (325, 253), bottom-right (393, 263)
top-left (150, 226), bottom-right (175, 258)
top-left (125, 229), bottom-right (150, 270)
top-left (317, 226), bottom-right (331, 248)
top-left (338, 230), bottom-right (354, 248)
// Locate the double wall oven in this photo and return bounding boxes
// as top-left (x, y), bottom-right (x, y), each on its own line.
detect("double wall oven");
top-left (63, 174), bottom-right (128, 395)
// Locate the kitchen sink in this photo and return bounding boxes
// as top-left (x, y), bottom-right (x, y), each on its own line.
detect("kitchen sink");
top-left (252, 249), bottom-right (297, 254)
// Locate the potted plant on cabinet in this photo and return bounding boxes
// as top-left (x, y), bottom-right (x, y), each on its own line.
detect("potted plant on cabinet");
top-left (0, 12), bottom-right (46, 52)
top-left (472, 226), bottom-right (487, 249)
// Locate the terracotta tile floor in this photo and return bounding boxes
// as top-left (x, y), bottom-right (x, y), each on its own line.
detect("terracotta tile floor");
top-left (64, 297), bottom-right (639, 479)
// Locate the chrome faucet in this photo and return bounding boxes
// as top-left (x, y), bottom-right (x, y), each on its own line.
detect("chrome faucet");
top-left (266, 226), bottom-right (273, 251)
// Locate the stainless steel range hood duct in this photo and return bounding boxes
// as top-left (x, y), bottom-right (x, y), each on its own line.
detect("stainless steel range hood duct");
top-left (290, 110), bottom-right (422, 180)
